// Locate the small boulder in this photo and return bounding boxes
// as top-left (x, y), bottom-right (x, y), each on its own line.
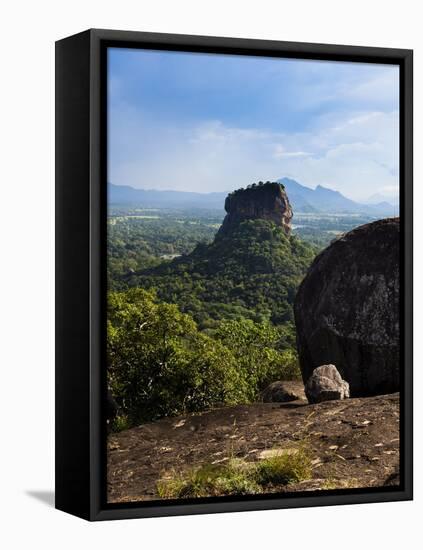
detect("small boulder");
top-left (305, 365), bottom-right (350, 404)
top-left (261, 381), bottom-right (305, 403)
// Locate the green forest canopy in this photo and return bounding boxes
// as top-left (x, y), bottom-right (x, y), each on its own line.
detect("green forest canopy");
top-left (125, 219), bottom-right (316, 329)
top-left (107, 217), bottom-right (317, 428)
top-left (108, 288), bottom-right (300, 427)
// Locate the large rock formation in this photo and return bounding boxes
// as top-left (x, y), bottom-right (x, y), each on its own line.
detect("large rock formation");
top-left (217, 182), bottom-right (293, 236)
top-left (294, 218), bottom-right (400, 397)
top-left (127, 181), bottom-right (315, 329)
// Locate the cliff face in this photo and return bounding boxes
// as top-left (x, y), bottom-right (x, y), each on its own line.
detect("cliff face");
top-left (217, 182), bottom-right (293, 237)
top-left (294, 218), bottom-right (400, 397)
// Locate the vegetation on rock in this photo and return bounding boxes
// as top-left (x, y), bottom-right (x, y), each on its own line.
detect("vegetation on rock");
top-left (108, 394), bottom-right (400, 502)
top-left (156, 447), bottom-right (312, 499)
top-left (219, 181), bottom-right (292, 236)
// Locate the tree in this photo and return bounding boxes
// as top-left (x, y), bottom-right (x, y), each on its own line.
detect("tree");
top-left (107, 288), bottom-right (244, 425)
top-left (215, 318), bottom-right (301, 399)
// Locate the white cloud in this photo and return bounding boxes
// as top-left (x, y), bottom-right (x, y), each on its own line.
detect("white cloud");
top-left (273, 145), bottom-right (312, 159)
top-left (109, 104), bottom-right (399, 202)
top-left (344, 71), bottom-right (400, 105)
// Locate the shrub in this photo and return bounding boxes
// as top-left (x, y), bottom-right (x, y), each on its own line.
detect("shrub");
top-left (215, 318), bottom-right (302, 397)
top-left (110, 414), bottom-right (131, 433)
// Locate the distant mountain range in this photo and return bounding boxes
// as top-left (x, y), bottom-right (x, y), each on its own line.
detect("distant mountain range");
top-left (109, 184), bottom-right (226, 210)
top-left (277, 178), bottom-right (397, 216)
top-left (109, 179), bottom-right (398, 217)
top-left (366, 192), bottom-right (399, 207)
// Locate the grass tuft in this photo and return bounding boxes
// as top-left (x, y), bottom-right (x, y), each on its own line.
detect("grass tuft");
top-left (157, 459), bottom-right (260, 498)
top-left (110, 415), bottom-right (131, 433)
top-left (255, 448), bottom-right (312, 486)
top-left (157, 446), bottom-right (313, 498)
top-left (321, 477), bottom-right (360, 490)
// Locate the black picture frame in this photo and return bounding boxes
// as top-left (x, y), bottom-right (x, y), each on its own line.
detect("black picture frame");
top-left (55, 28), bottom-right (413, 521)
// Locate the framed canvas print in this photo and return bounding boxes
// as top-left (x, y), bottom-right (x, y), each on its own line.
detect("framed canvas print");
top-left (55, 29), bottom-right (413, 521)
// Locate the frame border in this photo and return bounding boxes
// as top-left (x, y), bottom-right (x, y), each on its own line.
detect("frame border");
top-left (56, 28), bottom-right (413, 521)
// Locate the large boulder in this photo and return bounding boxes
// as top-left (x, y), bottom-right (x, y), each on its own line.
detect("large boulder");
top-left (295, 218), bottom-right (400, 397)
top-left (304, 364), bottom-right (350, 404)
top-left (261, 381), bottom-right (306, 403)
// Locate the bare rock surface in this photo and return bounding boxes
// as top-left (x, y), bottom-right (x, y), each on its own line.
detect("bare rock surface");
top-left (108, 393), bottom-right (400, 503)
top-left (261, 380), bottom-right (306, 403)
top-left (294, 218), bottom-right (400, 397)
top-left (218, 182), bottom-right (293, 237)
top-left (305, 365), bottom-right (350, 404)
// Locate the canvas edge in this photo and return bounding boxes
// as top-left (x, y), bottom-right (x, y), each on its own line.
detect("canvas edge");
top-left (55, 28), bottom-right (413, 522)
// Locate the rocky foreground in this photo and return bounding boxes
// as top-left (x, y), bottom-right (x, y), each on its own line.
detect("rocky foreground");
top-left (107, 389), bottom-right (400, 503)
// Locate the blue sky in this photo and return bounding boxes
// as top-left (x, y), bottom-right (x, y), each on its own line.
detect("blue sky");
top-left (108, 47), bottom-right (399, 202)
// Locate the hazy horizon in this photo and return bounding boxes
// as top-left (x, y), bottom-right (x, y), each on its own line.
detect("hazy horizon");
top-left (108, 48), bottom-right (399, 203)
top-left (110, 178), bottom-right (400, 206)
